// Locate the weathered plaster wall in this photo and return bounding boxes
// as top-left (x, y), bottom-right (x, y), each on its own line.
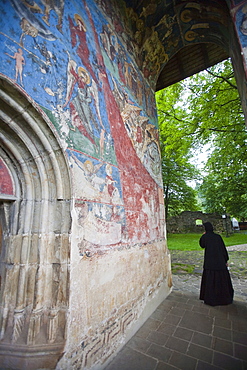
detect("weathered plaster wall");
top-left (64, 240), bottom-right (171, 369)
top-left (0, 0), bottom-right (171, 369)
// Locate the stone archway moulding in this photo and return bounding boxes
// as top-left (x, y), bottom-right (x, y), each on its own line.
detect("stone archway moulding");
top-left (0, 75), bottom-right (71, 369)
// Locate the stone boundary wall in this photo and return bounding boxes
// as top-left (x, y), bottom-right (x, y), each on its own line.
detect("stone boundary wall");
top-left (166, 211), bottom-right (232, 234)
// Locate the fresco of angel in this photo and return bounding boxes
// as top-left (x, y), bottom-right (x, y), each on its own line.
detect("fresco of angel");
top-left (63, 59), bottom-right (104, 146)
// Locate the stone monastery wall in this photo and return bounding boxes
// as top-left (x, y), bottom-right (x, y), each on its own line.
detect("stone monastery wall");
top-left (166, 211), bottom-right (233, 235)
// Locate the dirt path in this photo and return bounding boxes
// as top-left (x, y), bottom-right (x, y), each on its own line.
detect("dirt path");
top-left (170, 246), bottom-right (247, 278)
top-left (170, 246), bottom-right (247, 302)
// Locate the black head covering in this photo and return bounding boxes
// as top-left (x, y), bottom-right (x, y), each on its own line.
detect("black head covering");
top-left (203, 222), bottom-right (213, 232)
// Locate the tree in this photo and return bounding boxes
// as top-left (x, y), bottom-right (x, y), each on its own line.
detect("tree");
top-left (156, 83), bottom-right (199, 219)
top-left (187, 59), bottom-right (247, 220)
top-left (198, 133), bottom-right (247, 220)
top-left (184, 59), bottom-right (245, 144)
top-left (161, 154), bottom-right (199, 218)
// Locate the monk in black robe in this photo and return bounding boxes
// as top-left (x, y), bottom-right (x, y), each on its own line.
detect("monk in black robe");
top-left (199, 222), bottom-right (234, 306)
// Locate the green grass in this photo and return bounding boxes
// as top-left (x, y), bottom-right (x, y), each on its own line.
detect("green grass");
top-left (171, 263), bottom-right (195, 274)
top-left (167, 232), bottom-right (247, 251)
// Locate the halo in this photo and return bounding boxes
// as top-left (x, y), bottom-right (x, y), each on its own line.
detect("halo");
top-left (74, 14), bottom-right (87, 31)
top-left (78, 67), bottom-right (91, 84)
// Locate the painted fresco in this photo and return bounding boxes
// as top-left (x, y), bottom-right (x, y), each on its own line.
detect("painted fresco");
top-left (68, 149), bottom-right (123, 204)
top-left (233, 3), bottom-right (247, 73)
top-left (0, 0), bottom-right (116, 162)
top-left (97, 0), bottom-right (230, 90)
top-left (0, 0), bottom-right (239, 252)
top-left (0, 0), bottom-right (163, 249)
top-left (2, 2), bottom-right (246, 368)
top-left (95, 0), bottom-right (179, 88)
top-left (0, 158), bottom-right (14, 196)
top-left (176, 2), bottom-right (229, 46)
top-left (75, 200), bottom-right (125, 255)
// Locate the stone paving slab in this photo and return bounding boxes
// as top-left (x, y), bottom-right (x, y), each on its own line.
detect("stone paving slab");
top-left (104, 290), bottom-right (247, 370)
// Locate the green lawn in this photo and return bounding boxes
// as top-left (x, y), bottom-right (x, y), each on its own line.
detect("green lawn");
top-left (167, 232), bottom-right (247, 251)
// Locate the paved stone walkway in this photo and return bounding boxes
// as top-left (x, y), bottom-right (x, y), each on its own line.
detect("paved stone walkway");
top-left (104, 245), bottom-right (247, 370)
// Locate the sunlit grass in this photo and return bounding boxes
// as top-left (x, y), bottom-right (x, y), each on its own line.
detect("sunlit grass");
top-left (167, 232), bottom-right (247, 251)
top-left (171, 263), bottom-right (195, 274)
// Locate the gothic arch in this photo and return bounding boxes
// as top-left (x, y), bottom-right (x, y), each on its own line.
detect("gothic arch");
top-left (0, 75), bottom-right (71, 369)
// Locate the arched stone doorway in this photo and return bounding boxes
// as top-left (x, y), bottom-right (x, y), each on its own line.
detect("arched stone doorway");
top-left (0, 75), bottom-right (71, 369)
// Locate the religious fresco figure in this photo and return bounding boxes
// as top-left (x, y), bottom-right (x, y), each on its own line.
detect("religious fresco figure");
top-left (100, 23), bottom-right (117, 68)
top-left (104, 164), bottom-right (120, 202)
top-left (5, 48), bottom-right (25, 86)
top-left (19, 18), bottom-right (39, 45)
top-left (120, 102), bottom-right (162, 187)
top-left (41, 0), bottom-right (65, 33)
top-left (63, 62), bottom-right (103, 145)
top-left (116, 45), bottom-right (127, 85)
top-left (80, 159), bottom-right (105, 191)
top-left (238, 4), bottom-right (247, 74)
top-left (68, 13), bottom-right (98, 83)
top-left (70, 152), bottom-right (123, 205)
top-left (240, 5), bottom-right (247, 35)
top-left (15, 0), bottom-right (64, 33)
top-left (76, 202), bottom-right (123, 252)
top-left (9, 0), bottom-right (57, 44)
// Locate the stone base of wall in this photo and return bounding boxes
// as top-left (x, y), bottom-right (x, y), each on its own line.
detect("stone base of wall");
top-left (57, 239), bottom-right (172, 370)
top-left (0, 343), bottom-right (64, 370)
top-left (102, 277), bottom-right (172, 370)
top-left (58, 277), bottom-right (172, 370)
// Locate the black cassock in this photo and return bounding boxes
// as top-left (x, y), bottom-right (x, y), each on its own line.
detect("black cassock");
top-left (199, 230), bottom-right (234, 306)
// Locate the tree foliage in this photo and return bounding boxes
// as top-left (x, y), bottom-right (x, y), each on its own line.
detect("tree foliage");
top-left (156, 83), bottom-right (199, 219)
top-left (198, 133), bottom-right (247, 220)
top-left (156, 58), bottom-right (247, 220)
top-left (188, 60), bottom-right (247, 220)
top-left (185, 59), bottom-right (244, 143)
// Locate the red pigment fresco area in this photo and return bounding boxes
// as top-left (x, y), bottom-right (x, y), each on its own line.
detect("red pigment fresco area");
top-left (0, 158), bottom-right (14, 195)
top-left (80, 1), bottom-right (162, 242)
top-left (105, 91), bottom-right (161, 242)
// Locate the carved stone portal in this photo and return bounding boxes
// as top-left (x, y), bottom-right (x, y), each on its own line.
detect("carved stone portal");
top-left (0, 76), bottom-right (71, 369)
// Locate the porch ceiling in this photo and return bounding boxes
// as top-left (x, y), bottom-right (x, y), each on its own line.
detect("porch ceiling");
top-left (122, 0), bottom-right (230, 91)
top-left (156, 42), bottom-right (229, 90)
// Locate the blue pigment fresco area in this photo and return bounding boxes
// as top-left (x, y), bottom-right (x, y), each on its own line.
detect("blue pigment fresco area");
top-left (0, 0), bottom-right (158, 166)
top-left (235, 3), bottom-right (247, 48)
top-left (0, 1), bottom-right (107, 117)
top-left (0, 0), bottom-right (117, 163)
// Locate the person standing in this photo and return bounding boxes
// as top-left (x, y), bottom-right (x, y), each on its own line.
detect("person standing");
top-left (199, 222), bottom-right (234, 306)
